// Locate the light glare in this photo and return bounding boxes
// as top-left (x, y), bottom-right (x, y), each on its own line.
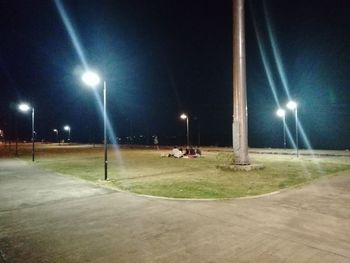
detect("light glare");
top-left (276, 109), bottom-right (286, 117)
top-left (180, 113), bottom-right (187, 119)
top-left (286, 101), bottom-right (297, 110)
top-left (276, 109), bottom-right (285, 117)
top-left (18, 103), bottom-right (31, 112)
top-left (64, 125), bottom-right (70, 131)
top-left (82, 71), bottom-right (100, 87)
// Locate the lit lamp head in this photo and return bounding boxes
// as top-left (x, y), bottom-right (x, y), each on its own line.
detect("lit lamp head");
top-left (82, 71), bottom-right (100, 87)
top-left (180, 113), bottom-right (187, 120)
top-left (18, 103), bottom-right (31, 112)
top-left (276, 109), bottom-right (286, 118)
top-left (64, 125), bottom-right (70, 131)
top-left (286, 101), bottom-right (297, 110)
top-left (53, 129), bottom-right (58, 133)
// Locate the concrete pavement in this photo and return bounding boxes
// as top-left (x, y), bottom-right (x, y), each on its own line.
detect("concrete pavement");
top-left (1, 158), bottom-right (350, 262)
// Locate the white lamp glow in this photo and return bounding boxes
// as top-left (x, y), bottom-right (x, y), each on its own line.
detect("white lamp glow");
top-left (18, 103), bottom-right (31, 112)
top-left (276, 109), bottom-right (286, 117)
top-left (286, 101), bottom-right (297, 110)
top-left (180, 113), bottom-right (187, 119)
top-left (82, 71), bottom-right (100, 87)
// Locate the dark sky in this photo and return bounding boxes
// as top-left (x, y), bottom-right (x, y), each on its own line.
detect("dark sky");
top-left (0, 0), bottom-right (349, 149)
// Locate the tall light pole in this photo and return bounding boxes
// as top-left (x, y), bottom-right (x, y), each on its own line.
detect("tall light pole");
top-left (286, 101), bottom-right (298, 157)
top-left (180, 113), bottom-right (189, 148)
top-left (53, 129), bottom-right (59, 144)
top-left (18, 103), bottom-right (35, 162)
top-left (82, 71), bottom-right (108, 180)
top-left (64, 125), bottom-right (71, 141)
top-left (233, 0), bottom-right (250, 165)
top-left (276, 109), bottom-right (286, 150)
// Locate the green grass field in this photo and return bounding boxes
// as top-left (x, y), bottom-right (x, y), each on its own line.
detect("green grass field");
top-left (6, 144), bottom-right (350, 199)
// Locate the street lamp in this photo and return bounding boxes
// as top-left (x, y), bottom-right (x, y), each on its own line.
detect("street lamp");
top-left (180, 113), bottom-right (189, 148)
top-left (64, 125), bottom-right (71, 141)
top-left (276, 108), bottom-right (286, 150)
top-left (18, 103), bottom-right (35, 162)
top-left (81, 71), bottom-right (108, 180)
top-left (286, 100), bottom-right (299, 157)
top-left (53, 129), bottom-right (59, 144)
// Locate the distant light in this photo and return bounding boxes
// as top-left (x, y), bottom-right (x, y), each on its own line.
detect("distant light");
top-left (276, 109), bottom-right (286, 117)
top-left (82, 71), bottom-right (100, 87)
top-left (286, 101), bottom-right (297, 110)
top-left (64, 125), bottom-right (70, 131)
top-left (18, 103), bottom-right (31, 112)
top-left (180, 113), bottom-right (187, 119)
top-left (53, 129), bottom-right (58, 133)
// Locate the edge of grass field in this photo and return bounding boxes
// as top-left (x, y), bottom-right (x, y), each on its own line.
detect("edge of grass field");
top-left (76, 169), bottom-right (350, 201)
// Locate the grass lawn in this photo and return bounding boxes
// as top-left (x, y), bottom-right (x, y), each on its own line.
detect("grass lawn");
top-left (13, 144), bottom-right (350, 199)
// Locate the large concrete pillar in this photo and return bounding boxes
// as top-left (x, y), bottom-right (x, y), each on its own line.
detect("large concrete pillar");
top-left (233, 0), bottom-right (250, 165)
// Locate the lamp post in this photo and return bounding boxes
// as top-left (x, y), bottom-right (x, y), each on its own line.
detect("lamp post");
top-left (82, 71), bottom-right (108, 181)
top-left (64, 125), bottom-right (71, 142)
top-left (276, 109), bottom-right (286, 150)
top-left (180, 113), bottom-right (189, 148)
top-left (53, 129), bottom-right (59, 144)
top-left (18, 103), bottom-right (35, 162)
top-left (286, 101), bottom-right (298, 157)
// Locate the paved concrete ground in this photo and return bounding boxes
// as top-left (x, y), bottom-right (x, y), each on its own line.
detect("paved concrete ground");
top-left (1, 158), bottom-right (350, 262)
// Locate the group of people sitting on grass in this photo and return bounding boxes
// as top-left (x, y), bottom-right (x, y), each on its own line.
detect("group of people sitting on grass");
top-left (167, 146), bottom-right (202, 158)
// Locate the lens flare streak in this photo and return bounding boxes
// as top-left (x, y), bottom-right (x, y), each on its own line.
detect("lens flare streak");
top-left (250, 0), bottom-right (317, 158)
top-left (263, 1), bottom-right (291, 100)
top-left (54, 0), bottom-right (88, 69)
top-left (55, 0), bottom-right (124, 169)
top-left (250, 2), bottom-right (280, 108)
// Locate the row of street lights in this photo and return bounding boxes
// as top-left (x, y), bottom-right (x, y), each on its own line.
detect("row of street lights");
top-left (17, 89), bottom-right (298, 181)
top-left (16, 70), bottom-right (107, 179)
top-left (276, 100), bottom-right (299, 157)
top-left (23, 72), bottom-right (300, 178)
top-left (53, 126), bottom-right (71, 143)
top-left (18, 68), bottom-right (189, 181)
top-left (18, 102), bottom-right (72, 162)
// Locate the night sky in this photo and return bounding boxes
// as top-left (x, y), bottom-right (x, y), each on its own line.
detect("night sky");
top-left (0, 0), bottom-right (349, 149)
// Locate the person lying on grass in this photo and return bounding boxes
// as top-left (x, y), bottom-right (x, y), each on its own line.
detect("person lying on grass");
top-left (164, 146), bottom-right (202, 158)
top-left (164, 146), bottom-right (184, 158)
